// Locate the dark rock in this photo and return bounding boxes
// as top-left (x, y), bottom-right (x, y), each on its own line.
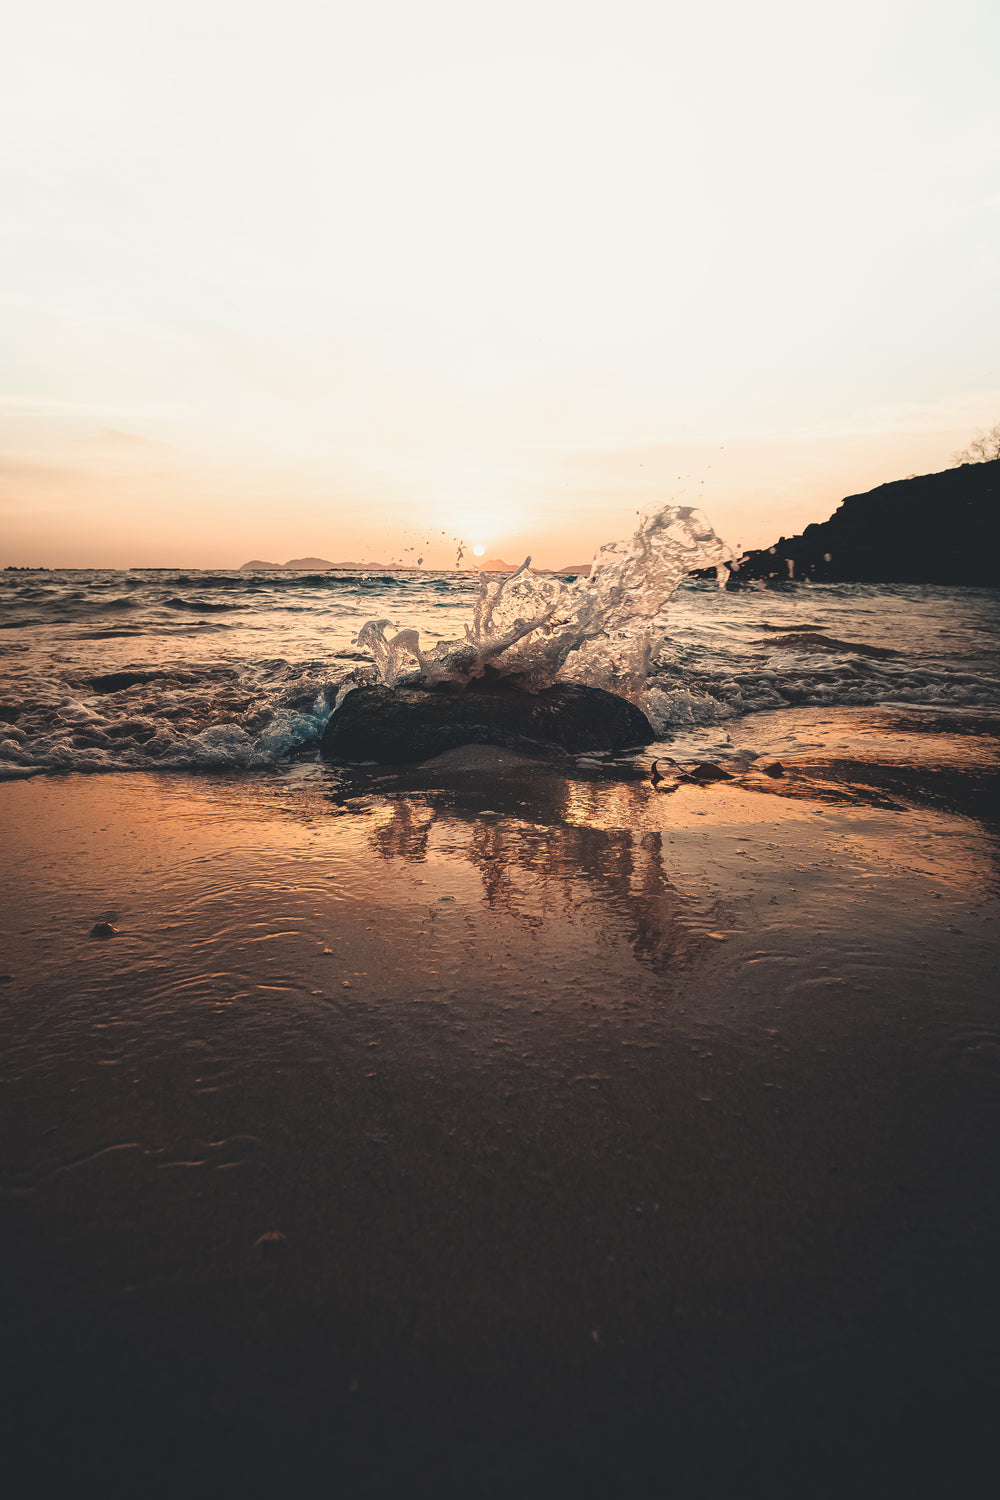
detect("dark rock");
top-left (693, 460), bottom-right (1000, 587)
top-left (88, 671), bottom-right (160, 693)
top-left (321, 681), bottom-right (655, 764)
top-left (254, 1230), bottom-right (288, 1252)
top-left (652, 758), bottom-right (737, 789)
top-left (90, 922), bottom-right (117, 938)
top-left (688, 762), bottom-right (734, 783)
top-left (758, 760), bottom-right (784, 777)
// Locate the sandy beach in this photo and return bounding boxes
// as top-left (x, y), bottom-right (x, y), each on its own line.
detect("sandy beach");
top-left (2, 705), bottom-right (997, 1498)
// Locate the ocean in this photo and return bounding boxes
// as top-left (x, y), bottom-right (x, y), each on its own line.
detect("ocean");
top-left (3, 564), bottom-right (999, 775)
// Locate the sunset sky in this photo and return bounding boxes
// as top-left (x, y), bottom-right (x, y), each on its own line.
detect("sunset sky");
top-left (3, 0), bottom-right (998, 569)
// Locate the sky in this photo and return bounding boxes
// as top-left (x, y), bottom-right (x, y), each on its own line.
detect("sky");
top-left (2, 0), bottom-right (998, 569)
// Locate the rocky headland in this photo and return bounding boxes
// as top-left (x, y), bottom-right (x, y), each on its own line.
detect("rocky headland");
top-left (722, 460), bottom-right (999, 586)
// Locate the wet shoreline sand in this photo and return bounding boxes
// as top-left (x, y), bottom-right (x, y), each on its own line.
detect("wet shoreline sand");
top-left (2, 707), bottom-right (998, 1498)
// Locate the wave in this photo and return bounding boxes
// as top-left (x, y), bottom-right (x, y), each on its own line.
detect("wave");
top-left (354, 506), bottom-right (733, 694)
top-left (2, 644), bottom-right (997, 778)
top-left (0, 659), bottom-right (339, 777)
top-left (3, 655), bottom-right (997, 779)
top-left (162, 597), bottom-right (247, 613)
top-left (643, 658), bottom-right (1000, 733)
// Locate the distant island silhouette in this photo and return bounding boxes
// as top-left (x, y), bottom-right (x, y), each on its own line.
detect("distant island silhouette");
top-left (239, 556), bottom-right (399, 572)
top-left (239, 555), bottom-right (595, 575)
top-left (715, 460), bottom-right (999, 587)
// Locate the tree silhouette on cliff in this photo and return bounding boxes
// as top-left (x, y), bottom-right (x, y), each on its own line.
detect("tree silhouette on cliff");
top-left (953, 422), bottom-right (1000, 465)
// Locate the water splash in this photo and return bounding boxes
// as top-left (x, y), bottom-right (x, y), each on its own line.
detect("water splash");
top-left (354, 505), bottom-right (733, 697)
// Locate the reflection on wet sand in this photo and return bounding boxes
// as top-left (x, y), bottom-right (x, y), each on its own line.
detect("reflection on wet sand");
top-left (331, 755), bottom-right (718, 971)
top-left (318, 708), bottom-right (1000, 976)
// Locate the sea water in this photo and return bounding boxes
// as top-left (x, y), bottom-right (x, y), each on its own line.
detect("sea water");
top-left (2, 504), bottom-right (999, 777)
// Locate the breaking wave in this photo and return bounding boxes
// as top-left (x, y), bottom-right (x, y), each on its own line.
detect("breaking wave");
top-left (0, 660), bottom-right (338, 777)
top-left (353, 506), bottom-right (733, 696)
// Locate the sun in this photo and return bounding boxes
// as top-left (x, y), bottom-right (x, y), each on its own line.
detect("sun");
top-left (473, 545), bottom-right (485, 556)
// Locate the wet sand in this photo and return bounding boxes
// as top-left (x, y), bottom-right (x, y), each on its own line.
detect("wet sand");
top-left (1, 708), bottom-right (998, 1498)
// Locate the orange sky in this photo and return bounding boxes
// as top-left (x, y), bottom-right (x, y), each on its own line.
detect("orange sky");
top-left (2, 1), bottom-right (998, 569)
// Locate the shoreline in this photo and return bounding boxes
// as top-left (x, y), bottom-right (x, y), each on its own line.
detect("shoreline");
top-left (2, 706), bottom-right (998, 1497)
